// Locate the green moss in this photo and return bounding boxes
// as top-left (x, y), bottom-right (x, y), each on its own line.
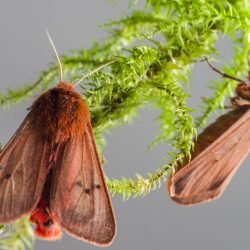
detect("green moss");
top-left (1, 0), bottom-right (250, 248)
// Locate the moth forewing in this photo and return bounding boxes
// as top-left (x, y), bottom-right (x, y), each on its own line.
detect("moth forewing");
top-left (50, 122), bottom-right (116, 246)
top-left (0, 115), bottom-right (50, 223)
top-left (168, 108), bottom-right (250, 205)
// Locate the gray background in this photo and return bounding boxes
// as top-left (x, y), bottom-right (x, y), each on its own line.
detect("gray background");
top-left (0, 1), bottom-right (249, 250)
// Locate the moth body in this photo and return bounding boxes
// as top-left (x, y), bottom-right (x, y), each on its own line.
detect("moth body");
top-left (0, 81), bottom-right (116, 246)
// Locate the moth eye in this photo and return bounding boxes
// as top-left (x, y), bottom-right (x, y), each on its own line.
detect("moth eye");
top-left (85, 188), bottom-right (90, 194)
top-left (5, 173), bottom-right (11, 179)
top-left (95, 184), bottom-right (101, 189)
top-left (43, 219), bottom-right (53, 227)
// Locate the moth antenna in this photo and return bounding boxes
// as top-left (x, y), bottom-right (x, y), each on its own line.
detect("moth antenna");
top-left (205, 57), bottom-right (245, 83)
top-left (46, 29), bottom-right (63, 82)
top-left (73, 60), bottom-right (116, 87)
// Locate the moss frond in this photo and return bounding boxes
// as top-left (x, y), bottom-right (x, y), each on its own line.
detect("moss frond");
top-left (0, 218), bottom-right (34, 250)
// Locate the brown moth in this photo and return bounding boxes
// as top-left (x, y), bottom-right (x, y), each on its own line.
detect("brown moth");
top-left (0, 31), bottom-right (116, 246)
top-left (168, 57), bottom-right (250, 205)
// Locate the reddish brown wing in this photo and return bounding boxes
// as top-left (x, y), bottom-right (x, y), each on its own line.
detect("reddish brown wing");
top-left (0, 115), bottom-right (50, 222)
top-left (168, 108), bottom-right (250, 205)
top-left (50, 123), bottom-right (116, 246)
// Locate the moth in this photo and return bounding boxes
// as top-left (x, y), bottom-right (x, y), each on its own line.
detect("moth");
top-left (168, 56), bottom-right (250, 205)
top-left (0, 31), bottom-right (116, 246)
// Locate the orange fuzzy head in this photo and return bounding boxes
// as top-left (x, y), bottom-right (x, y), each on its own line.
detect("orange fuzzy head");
top-left (29, 82), bottom-right (90, 143)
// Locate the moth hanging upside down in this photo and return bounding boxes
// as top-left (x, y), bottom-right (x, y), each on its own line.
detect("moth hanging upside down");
top-left (168, 57), bottom-right (250, 205)
top-left (0, 32), bottom-right (116, 246)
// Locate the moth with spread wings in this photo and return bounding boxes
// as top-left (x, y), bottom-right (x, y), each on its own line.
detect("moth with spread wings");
top-left (168, 57), bottom-right (250, 206)
top-left (0, 82), bottom-right (116, 246)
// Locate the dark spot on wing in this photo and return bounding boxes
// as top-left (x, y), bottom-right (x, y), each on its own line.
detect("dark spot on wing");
top-left (85, 188), bottom-right (90, 194)
top-left (95, 184), bottom-right (101, 189)
top-left (209, 180), bottom-right (222, 190)
top-left (76, 181), bottom-right (83, 187)
top-left (5, 173), bottom-right (11, 179)
top-left (43, 219), bottom-right (53, 227)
